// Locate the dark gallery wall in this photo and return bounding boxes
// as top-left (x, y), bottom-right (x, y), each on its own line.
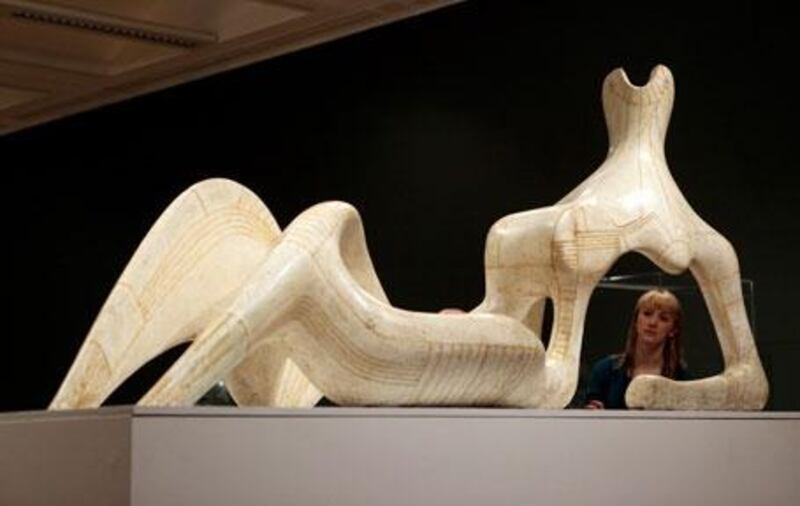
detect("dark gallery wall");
top-left (2, 1), bottom-right (796, 411)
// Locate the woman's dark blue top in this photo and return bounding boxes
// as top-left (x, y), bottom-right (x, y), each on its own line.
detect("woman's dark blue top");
top-left (586, 355), bottom-right (688, 409)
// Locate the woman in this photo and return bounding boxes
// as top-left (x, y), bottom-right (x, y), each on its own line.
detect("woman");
top-left (585, 289), bottom-right (687, 409)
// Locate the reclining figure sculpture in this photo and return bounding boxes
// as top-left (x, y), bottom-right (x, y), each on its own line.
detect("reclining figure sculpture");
top-left (50, 65), bottom-right (768, 411)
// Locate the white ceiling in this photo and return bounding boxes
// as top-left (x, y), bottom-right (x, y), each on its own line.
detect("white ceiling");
top-left (0, 0), bottom-right (462, 135)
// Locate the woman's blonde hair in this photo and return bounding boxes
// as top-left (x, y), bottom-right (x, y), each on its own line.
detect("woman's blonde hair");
top-left (618, 289), bottom-right (684, 378)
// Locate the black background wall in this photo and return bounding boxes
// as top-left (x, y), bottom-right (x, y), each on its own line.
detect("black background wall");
top-left (2, 1), bottom-right (796, 411)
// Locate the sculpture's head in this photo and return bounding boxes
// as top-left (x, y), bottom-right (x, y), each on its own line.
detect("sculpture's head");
top-left (602, 65), bottom-right (674, 156)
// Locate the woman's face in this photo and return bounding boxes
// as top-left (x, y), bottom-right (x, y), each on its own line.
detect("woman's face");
top-left (635, 305), bottom-right (676, 347)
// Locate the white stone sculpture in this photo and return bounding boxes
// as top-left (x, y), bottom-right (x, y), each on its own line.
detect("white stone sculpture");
top-left (50, 65), bottom-right (768, 411)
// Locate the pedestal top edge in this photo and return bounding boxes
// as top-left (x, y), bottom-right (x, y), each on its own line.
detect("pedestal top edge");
top-left (2, 406), bottom-right (798, 421)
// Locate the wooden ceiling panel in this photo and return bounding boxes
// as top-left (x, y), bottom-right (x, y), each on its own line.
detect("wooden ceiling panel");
top-left (0, 0), bottom-right (462, 135)
top-left (0, 19), bottom-right (185, 76)
top-left (0, 83), bottom-right (43, 110)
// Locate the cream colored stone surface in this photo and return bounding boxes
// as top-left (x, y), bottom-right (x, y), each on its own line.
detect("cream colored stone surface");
top-left (51, 65), bottom-right (768, 411)
top-left (49, 179), bottom-right (321, 409)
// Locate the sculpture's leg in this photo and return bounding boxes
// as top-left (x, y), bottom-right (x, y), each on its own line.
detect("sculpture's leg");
top-left (141, 201), bottom-right (545, 407)
top-left (225, 336), bottom-right (323, 407)
top-left (138, 239), bottom-right (313, 406)
top-left (49, 179), bottom-right (305, 408)
top-left (138, 202), bottom-right (410, 406)
top-left (626, 229), bottom-right (769, 410)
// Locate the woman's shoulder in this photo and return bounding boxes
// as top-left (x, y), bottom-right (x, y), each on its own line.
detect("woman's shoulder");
top-left (591, 354), bottom-right (624, 374)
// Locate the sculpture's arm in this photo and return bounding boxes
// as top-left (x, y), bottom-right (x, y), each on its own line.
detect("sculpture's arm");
top-left (626, 227), bottom-right (769, 410)
top-left (477, 203), bottom-right (618, 409)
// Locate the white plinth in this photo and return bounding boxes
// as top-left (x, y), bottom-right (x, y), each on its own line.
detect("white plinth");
top-left (1, 407), bottom-right (798, 506)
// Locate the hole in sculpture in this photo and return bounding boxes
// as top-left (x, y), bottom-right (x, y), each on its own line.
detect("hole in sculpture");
top-left (568, 252), bottom-right (748, 406)
top-left (105, 342), bottom-right (191, 406)
top-left (540, 297), bottom-right (554, 349)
